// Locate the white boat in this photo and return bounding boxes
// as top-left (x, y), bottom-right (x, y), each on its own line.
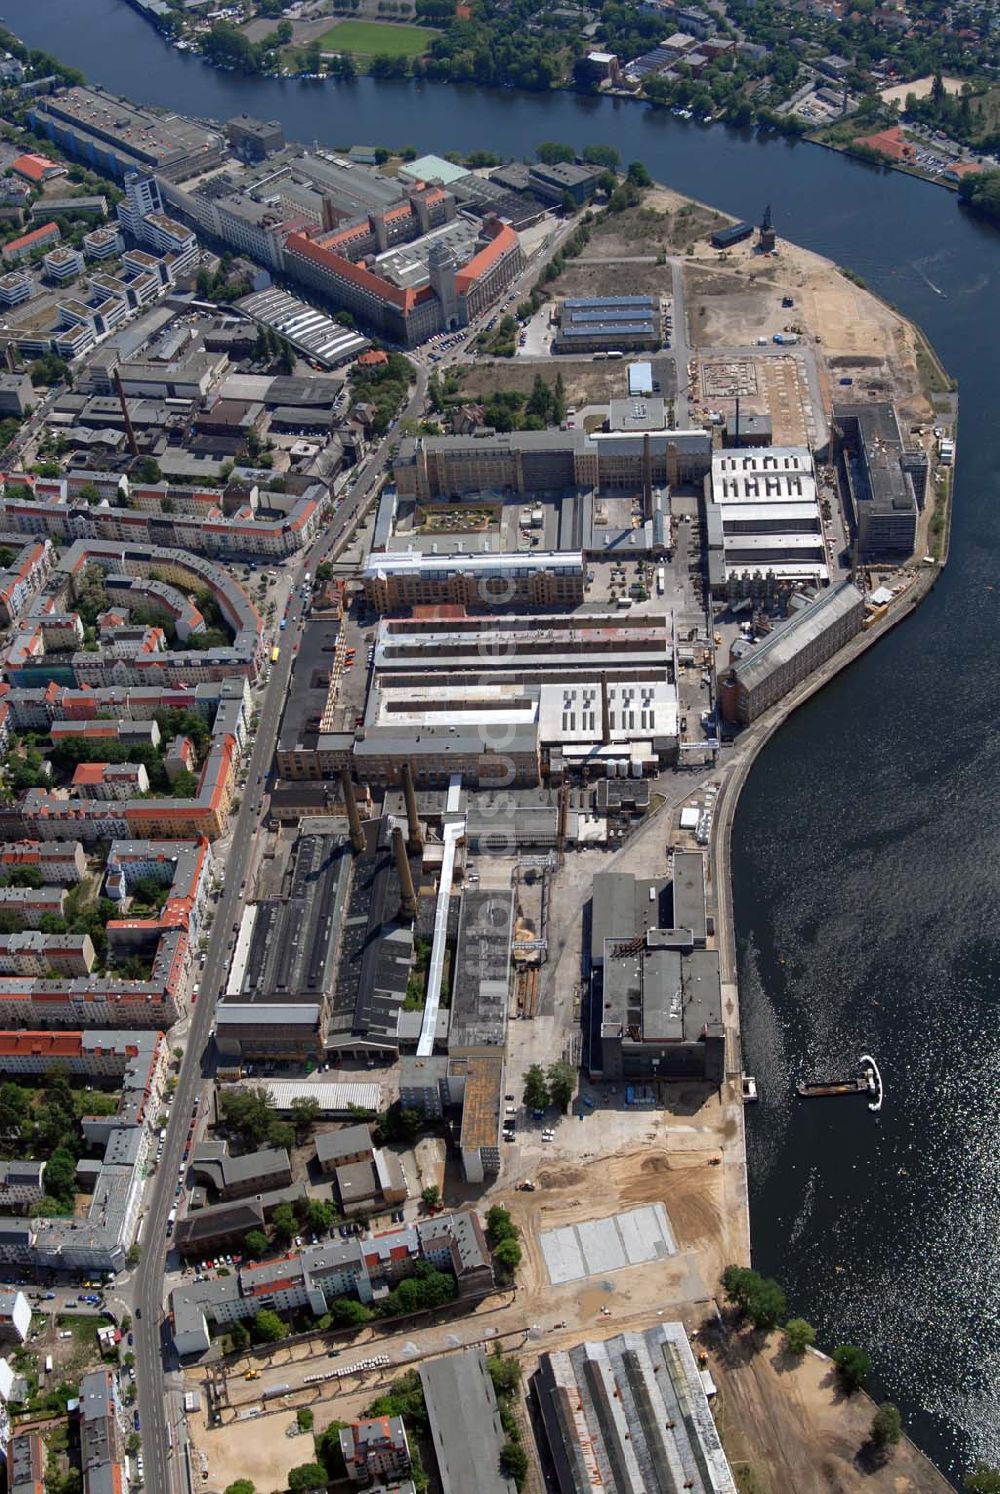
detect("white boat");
top-left (741, 1075), bottom-right (758, 1103)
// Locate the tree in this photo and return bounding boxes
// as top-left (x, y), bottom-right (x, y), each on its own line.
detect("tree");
top-left (245, 1230), bottom-right (270, 1260)
top-left (500, 1440), bottom-right (528, 1486)
top-left (488, 1346), bottom-right (522, 1396)
top-left (871, 1401), bottom-right (902, 1451)
top-left (485, 1205), bottom-right (518, 1246)
top-left (306, 1199), bottom-right (334, 1236)
top-left (133, 456), bottom-right (161, 484)
top-left (325, 1297), bottom-right (373, 1328)
top-left (253, 1308), bottom-right (288, 1343)
top-left (522, 1064), bottom-right (548, 1110)
top-left (966, 1467), bottom-right (1000, 1493)
top-left (832, 1342), bottom-right (871, 1393)
top-left (720, 1265), bottom-right (786, 1330)
top-left (296, 1407), bottom-right (314, 1432)
top-left (492, 1237), bottom-right (522, 1283)
top-left (316, 1421), bottom-right (348, 1479)
top-left (224, 1483), bottom-right (255, 1494)
top-left (421, 1184), bottom-right (440, 1209)
top-left (271, 1203), bottom-right (296, 1246)
top-left (287, 1464), bottom-right (327, 1493)
top-left (290, 1096), bottom-right (321, 1140)
top-left (535, 141), bottom-right (576, 164)
top-left (627, 160), bottom-right (652, 187)
top-left (782, 1318), bottom-right (815, 1356)
top-left (547, 1061), bottom-right (576, 1113)
top-left (229, 1320), bottom-right (250, 1351)
top-left (583, 143), bottom-right (620, 170)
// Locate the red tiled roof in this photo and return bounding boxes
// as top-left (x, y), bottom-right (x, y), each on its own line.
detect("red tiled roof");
top-left (854, 125), bottom-right (915, 162)
top-left (2, 221), bottom-right (60, 255)
top-left (12, 153), bottom-right (63, 184)
top-left (454, 222), bottom-right (519, 295)
top-left (72, 763), bottom-right (109, 786)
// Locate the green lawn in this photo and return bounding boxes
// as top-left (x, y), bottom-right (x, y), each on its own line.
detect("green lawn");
top-left (316, 20), bottom-right (438, 57)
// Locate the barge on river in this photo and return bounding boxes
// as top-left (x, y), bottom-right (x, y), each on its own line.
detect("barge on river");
top-left (796, 1054), bottom-right (883, 1112)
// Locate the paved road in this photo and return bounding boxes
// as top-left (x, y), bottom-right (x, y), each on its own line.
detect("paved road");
top-left (133, 364), bottom-right (426, 1494)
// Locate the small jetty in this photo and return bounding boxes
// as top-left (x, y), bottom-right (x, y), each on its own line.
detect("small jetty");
top-left (797, 1055), bottom-right (883, 1113)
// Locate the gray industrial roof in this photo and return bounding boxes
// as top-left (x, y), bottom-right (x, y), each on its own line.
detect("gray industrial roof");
top-left (420, 1348), bottom-right (516, 1494)
top-left (733, 580), bottom-right (862, 694)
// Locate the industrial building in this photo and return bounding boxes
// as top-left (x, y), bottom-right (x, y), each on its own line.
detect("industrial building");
top-left (274, 618), bottom-right (353, 782)
top-left (215, 829), bottom-right (352, 1062)
top-left (355, 612), bottom-right (679, 787)
top-left (420, 1348), bottom-right (517, 1494)
top-left (706, 445), bottom-right (829, 595)
top-left (282, 208), bottom-right (524, 347)
top-left (393, 427), bottom-right (711, 500)
top-left (237, 286), bottom-right (369, 369)
top-left (360, 549), bottom-right (585, 616)
top-left (720, 578), bottom-right (864, 724)
top-left (589, 854), bottom-right (725, 1084)
top-left (834, 400), bottom-right (921, 558)
top-left (28, 89), bottom-right (226, 182)
top-left (326, 817), bottom-right (419, 1059)
top-left (555, 295), bottom-right (662, 354)
top-left (533, 1323), bottom-right (736, 1493)
top-left (225, 114), bottom-right (285, 162)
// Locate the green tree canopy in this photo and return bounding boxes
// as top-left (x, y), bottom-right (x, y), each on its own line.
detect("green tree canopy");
top-left (522, 1064), bottom-right (548, 1110)
top-left (871, 1401), bottom-right (902, 1449)
top-left (547, 1060), bottom-right (576, 1113)
top-left (832, 1342), bottom-right (871, 1393)
top-left (244, 1230), bottom-right (270, 1260)
top-left (720, 1265), bottom-right (787, 1330)
top-left (782, 1318), bottom-right (816, 1356)
top-left (253, 1308), bottom-right (288, 1343)
top-left (965, 1466), bottom-right (1000, 1493)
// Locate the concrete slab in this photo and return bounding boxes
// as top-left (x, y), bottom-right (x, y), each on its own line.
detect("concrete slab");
top-left (541, 1202), bottom-right (677, 1285)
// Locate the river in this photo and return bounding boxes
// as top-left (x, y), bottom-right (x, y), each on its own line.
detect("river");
top-left (7, 1), bottom-right (1000, 1480)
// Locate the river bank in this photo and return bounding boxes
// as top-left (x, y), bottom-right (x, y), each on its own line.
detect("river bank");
top-left (4, 3), bottom-right (1000, 1475)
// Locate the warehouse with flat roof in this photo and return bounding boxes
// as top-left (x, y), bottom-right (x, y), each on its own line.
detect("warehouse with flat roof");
top-left (534, 1323), bottom-right (736, 1492)
top-left (420, 1348), bottom-right (516, 1494)
top-left (725, 578), bottom-right (864, 723)
top-left (555, 295), bottom-right (662, 353)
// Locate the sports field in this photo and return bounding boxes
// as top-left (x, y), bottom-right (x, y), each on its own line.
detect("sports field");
top-left (316, 20), bottom-right (438, 57)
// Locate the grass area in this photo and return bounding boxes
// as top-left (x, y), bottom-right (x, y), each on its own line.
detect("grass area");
top-left (914, 332), bottom-right (956, 399)
top-left (315, 20), bottom-right (438, 57)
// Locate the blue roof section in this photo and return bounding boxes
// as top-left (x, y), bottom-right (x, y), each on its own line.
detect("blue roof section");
top-left (564, 296), bottom-right (658, 309)
top-left (560, 322), bottom-right (657, 336)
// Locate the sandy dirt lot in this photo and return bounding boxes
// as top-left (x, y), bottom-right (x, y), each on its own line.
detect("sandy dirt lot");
top-left (880, 74), bottom-right (965, 105)
top-left (685, 241), bottom-right (932, 428)
top-left (707, 1328), bottom-right (951, 1493)
top-left (454, 359), bottom-right (627, 409)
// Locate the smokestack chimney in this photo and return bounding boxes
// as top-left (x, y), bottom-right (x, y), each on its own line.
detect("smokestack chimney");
top-left (401, 762), bottom-right (422, 853)
top-left (392, 824), bottom-right (416, 920)
top-left (734, 395), bottom-right (740, 450)
top-left (114, 369), bottom-right (139, 459)
top-left (340, 766), bottom-right (364, 854)
top-left (321, 195), bottom-right (336, 233)
top-left (601, 672), bottom-right (611, 745)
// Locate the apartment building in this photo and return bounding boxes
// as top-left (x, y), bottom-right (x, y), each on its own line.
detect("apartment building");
top-left (1, 222), bottom-right (60, 264)
top-left (78, 1370), bottom-right (126, 1494)
top-left (0, 839), bottom-right (87, 884)
top-left (0, 540), bottom-right (54, 626)
top-left (0, 931), bottom-right (96, 976)
top-left (170, 1208), bottom-right (493, 1355)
